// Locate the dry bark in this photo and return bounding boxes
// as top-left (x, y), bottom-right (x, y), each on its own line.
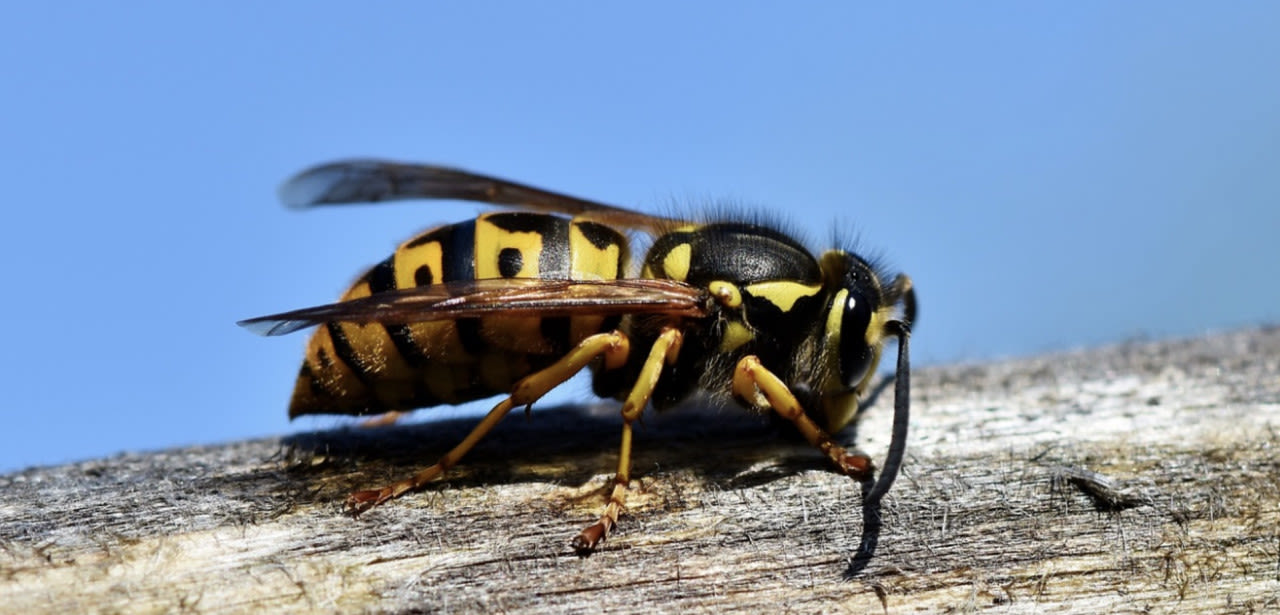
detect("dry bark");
top-left (2, 328), bottom-right (1278, 614)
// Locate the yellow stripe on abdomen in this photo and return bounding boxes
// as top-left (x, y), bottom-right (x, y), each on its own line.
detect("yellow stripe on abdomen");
top-left (288, 213), bottom-right (629, 417)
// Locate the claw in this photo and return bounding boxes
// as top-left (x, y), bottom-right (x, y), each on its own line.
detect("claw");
top-left (836, 452), bottom-right (874, 479)
top-left (345, 489), bottom-right (389, 517)
top-left (572, 522), bottom-right (608, 554)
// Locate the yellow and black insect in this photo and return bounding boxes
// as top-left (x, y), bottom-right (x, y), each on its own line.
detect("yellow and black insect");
top-left (241, 159), bottom-right (915, 551)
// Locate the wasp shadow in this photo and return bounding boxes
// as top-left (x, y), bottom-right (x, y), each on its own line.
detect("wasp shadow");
top-left (276, 397), bottom-right (877, 506)
top-left (270, 391), bottom-right (889, 571)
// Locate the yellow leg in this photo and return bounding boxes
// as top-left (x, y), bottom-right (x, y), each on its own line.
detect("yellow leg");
top-left (345, 331), bottom-right (631, 515)
top-left (571, 327), bottom-right (683, 552)
top-left (732, 355), bottom-right (873, 478)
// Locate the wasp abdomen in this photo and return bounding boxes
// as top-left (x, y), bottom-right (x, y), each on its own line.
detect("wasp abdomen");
top-left (289, 212), bottom-right (629, 417)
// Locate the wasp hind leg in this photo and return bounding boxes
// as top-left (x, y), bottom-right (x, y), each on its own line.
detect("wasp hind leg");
top-left (732, 356), bottom-right (875, 478)
top-left (345, 331), bottom-right (632, 515)
top-left (572, 326), bottom-right (684, 553)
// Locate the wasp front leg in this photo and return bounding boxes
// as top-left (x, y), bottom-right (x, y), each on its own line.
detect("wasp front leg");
top-left (345, 331), bottom-right (631, 515)
top-left (732, 356), bottom-right (874, 478)
top-left (572, 326), bottom-right (684, 552)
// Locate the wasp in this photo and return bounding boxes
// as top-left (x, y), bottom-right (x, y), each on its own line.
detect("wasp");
top-left (241, 160), bottom-right (915, 552)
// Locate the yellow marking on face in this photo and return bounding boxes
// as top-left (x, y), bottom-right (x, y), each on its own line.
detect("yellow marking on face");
top-left (746, 280), bottom-right (823, 312)
top-left (661, 243), bottom-right (692, 281)
top-left (719, 320), bottom-right (754, 352)
top-left (822, 289), bottom-right (848, 386)
top-left (817, 290), bottom-right (863, 431)
top-left (708, 280), bottom-right (742, 309)
top-left (393, 239), bottom-right (444, 289)
top-left (817, 299), bottom-right (892, 431)
top-left (865, 307), bottom-right (890, 349)
top-left (476, 215), bottom-right (542, 279)
top-left (821, 391), bottom-right (860, 433)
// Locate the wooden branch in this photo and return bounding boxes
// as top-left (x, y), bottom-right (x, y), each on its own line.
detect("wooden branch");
top-left (3, 328), bottom-right (1278, 613)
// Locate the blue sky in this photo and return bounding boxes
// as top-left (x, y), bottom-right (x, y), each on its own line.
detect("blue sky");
top-left (2, 3), bottom-right (1277, 472)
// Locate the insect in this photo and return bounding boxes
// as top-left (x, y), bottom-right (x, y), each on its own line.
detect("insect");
top-left (241, 160), bottom-right (915, 552)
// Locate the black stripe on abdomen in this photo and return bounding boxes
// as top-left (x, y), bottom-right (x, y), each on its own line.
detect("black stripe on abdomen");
top-left (324, 322), bottom-right (386, 412)
top-left (439, 220), bottom-right (486, 355)
top-left (367, 258), bottom-right (431, 367)
top-left (484, 213), bottom-right (570, 278)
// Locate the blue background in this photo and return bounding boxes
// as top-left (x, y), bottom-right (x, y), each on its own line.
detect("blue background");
top-left (2, 3), bottom-right (1277, 472)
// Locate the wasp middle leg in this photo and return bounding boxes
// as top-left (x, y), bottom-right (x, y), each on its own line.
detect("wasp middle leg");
top-left (572, 326), bottom-right (684, 552)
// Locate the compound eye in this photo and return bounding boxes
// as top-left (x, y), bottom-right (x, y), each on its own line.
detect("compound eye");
top-left (839, 293), bottom-right (874, 389)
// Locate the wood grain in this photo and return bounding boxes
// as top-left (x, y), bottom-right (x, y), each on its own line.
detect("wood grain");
top-left (2, 328), bottom-right (1278, 614)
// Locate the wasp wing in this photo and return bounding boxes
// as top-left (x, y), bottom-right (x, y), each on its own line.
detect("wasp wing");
top-left (239, 278), bottom-right (709, 337)
top-left (279, 159), bottom-right (681, 233)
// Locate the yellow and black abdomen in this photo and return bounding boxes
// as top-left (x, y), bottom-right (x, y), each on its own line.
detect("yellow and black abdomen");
top-left (289, 212), bottom-right (628, 418)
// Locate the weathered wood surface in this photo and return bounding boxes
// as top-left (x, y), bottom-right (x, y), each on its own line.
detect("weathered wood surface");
top-left (2, 328), bottom-right (1278, 614)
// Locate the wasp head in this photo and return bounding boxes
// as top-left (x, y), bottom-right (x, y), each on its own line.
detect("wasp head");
top-left (811, 250), bottom-right (905, 433)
